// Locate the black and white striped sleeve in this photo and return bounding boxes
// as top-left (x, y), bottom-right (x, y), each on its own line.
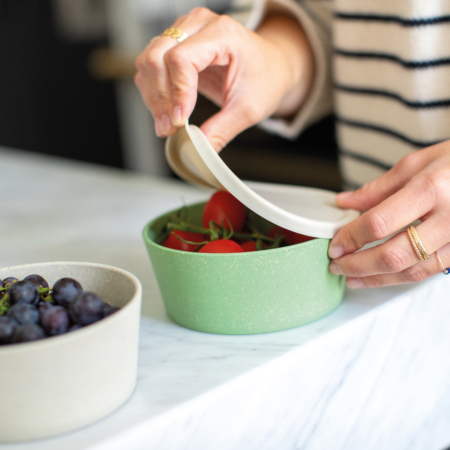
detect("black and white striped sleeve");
top-left (332, 2), bottom-right (450, 187)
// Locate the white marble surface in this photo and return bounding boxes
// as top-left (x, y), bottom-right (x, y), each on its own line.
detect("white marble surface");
top-left (1, 148), bottom-right (450, 450)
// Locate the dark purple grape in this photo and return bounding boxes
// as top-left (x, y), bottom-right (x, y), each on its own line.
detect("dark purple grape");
top-left (38, 301), bottom-right (55, 314)
top-left (2, 277), bottom-right (18, 289)
top-left (7, 303), bottom-right (39, 325)
top-left (23, 274), bottom-right (49, 290)
top-left (70, 292), bottom-right (105, 325)
top-left (12, 323), bottom-right (46, 343)
top-left (69, 324), bottom-right (83, 332)
top-left (102, 303), bottom-right (119, 318)
top-left (40, 306), bottom-right (70, 336)
top-left (0, 316), bottom-right (19, 344)
top-left (8, 280), bottom-right (39, 306)
top-left (52, 278), bottom-right (83, 308)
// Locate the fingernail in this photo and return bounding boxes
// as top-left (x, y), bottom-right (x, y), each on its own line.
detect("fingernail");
top-left (336, 191), bottom-right (354, 206)
top-left (172, 106), bottom-right (183, 126)
top-left (338, 191), bottom-right (353, 199)
top-left (329, 262), bottom-right (343, 275)
top-left (161, 115), bottom-right (172, 135)
top-left (329, 245), bottom-right (344, 259)
top-left (347, 278), bottom-right (363, 289)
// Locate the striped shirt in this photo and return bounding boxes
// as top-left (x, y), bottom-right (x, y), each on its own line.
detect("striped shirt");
top-left (230, 0), bottom-right (450, 188)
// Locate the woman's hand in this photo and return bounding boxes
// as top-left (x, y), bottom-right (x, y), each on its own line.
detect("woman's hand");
top-left (135, 8), bottom-right (314, 151)
top-left (329, 141), bottom-right (450, 288)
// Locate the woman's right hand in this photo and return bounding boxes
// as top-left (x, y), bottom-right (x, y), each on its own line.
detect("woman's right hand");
top-left (135, 7), bottom-right (314, 151)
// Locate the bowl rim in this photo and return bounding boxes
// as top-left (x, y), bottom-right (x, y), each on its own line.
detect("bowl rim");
top-left (142, 201), bottom-right (328, 257)
top-left (0, 261), bottom-right (142, 354)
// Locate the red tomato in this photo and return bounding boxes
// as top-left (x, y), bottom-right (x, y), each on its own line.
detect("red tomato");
top-left (163, 231), bottom-right (206, 252)
top-left (282, 229), bottom-right (314, 245)
top-left (202, 191), bottom-right (246, 232)
top-left (198, 239), bottom-right (244, 254)
top-left (240, 240), bottom-right (257, 252)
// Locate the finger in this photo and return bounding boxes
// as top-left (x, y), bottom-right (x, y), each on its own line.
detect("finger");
top-left (164, 16), bottom-right (254, 151)
top-left (136, 43), bottom-right (173, 136)
top-left (329, 230), bottom-right (418, 277)
top-left (345, 242), bottom-right (450, 288)
top-left (329, 173), bottom-right (438, 259)
top-left (165, 14), bottom-right (244, 137)
top-left (140, 17), bottom-right (191, 137)
top-left (337, 149), bottom-right (434, 212)
top-left (329, 214), bottom-right (450, 278)
top-left (136, 9), bottom-right (217, 136)
top-left (134, 72), bottom-right (163, 135)
top-left (156, 11), bottom-right (218, 135)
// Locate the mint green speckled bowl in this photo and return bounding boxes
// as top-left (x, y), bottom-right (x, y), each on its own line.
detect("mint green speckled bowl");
top-left (143, 202), bottom-right (345, 335)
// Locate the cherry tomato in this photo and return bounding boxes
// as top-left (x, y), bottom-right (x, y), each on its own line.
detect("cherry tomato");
top-left (163, 231), bottom-right (206, 252)
top-left (282, 229), bottom-right (314, 245)
top-left (198, 239), bottom-right (244, 254)
top-left (202, 191), bottom-right (246, 232)
top-left (240, 240), bottom-right (257, 252)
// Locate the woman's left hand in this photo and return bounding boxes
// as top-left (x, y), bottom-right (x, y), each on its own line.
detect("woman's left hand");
top-left (329, 141), bottom-right (450, 288)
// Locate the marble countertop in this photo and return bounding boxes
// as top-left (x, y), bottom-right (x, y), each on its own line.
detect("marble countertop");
top-left (1, 148), bottom-right (449, 450)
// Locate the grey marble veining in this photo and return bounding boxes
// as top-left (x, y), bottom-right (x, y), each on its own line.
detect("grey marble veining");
top-left (1, 148), bottom-right (449, 450)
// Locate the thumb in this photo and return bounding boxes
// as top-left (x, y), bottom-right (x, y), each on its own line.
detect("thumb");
top-left (200, 103), bottom-right (254, 152)
top-left (337, 150), bottom-right (434, 211)
top-left (337, 166), bottom-right (410, 212)
top-left (337, 176), bottom-right (401, 212)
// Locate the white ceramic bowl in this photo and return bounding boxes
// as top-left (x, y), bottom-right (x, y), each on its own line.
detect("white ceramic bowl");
top-left (0, 262), bottom-right (142, 443)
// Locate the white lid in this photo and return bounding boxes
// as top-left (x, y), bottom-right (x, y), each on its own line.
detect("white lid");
top-left (165, 123), bottom-right (359, 239)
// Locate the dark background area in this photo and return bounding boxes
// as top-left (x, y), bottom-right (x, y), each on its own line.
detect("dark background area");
top-left (0, 0), bottom-right (123, 168)
top-left (0, 0), bottom-right (341, 190)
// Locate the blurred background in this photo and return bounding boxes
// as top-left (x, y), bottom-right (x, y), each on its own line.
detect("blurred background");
top-left (0, 0), bottom-right (341, 191)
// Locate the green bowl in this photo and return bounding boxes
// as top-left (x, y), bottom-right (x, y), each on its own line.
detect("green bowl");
top-left (143, 202), bottom-right (345, 335)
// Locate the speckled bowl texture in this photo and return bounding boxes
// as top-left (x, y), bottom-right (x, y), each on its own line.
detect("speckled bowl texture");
top-left (143, 202), bottom-right (345, 335)
top-left (0, 262), bottom-right (142, 443)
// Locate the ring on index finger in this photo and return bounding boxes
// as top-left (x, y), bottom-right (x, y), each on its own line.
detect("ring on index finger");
top-left (151, 28), bottom-right (188, 44)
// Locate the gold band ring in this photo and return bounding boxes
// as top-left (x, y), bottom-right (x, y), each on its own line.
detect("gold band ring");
top-left (162, 27), bottom-right (188, 43)
top-left (150, 28), bottom-right (188, 44)
top-left (407, 227), bottom-right (424, 261)
top-left (407, 225), bottom-right (430, 260)
top-left (435, 250), bottom-right (450, 275)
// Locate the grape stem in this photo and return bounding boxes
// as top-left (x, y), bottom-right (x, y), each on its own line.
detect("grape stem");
top-left (0, 286), bottom-right (50, 293)
top-left (0, 294), bottom-right (9, 316)
top-left (38, 287), bottom-right (51, 295)
top-left (41, 294), bottom-right (55, 303)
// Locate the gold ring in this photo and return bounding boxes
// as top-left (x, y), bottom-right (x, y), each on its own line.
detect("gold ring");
top-left (408, 225), bottom-right (430, 260)
top-left (161, 27), bottom-right (188, 43)
top-left (407, 227), bottom-right (424, 261)
top-left (407, 226), bottom-right (429, 260)
top-left (435, 250), bottom-right (450, 275)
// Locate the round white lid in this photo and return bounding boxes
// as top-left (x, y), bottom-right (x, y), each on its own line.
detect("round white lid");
top-left (165, 123), bottom-right (360, 239)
